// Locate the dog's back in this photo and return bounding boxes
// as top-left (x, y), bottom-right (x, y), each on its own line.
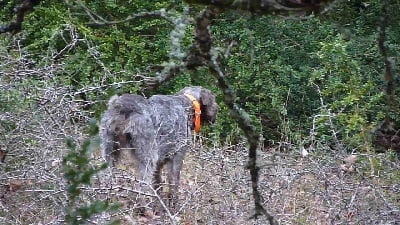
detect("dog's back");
top-left (148, 95), bottom-right (192, 158)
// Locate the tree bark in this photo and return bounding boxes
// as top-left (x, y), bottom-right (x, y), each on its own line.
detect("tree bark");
top-left (0, 0), bottom-right (41, 34)
top-left (184, 0), bottom-right (334, 15)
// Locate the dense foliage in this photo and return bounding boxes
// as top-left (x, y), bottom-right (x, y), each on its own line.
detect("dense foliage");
top-left (1, 1), bottom-right (399, 150)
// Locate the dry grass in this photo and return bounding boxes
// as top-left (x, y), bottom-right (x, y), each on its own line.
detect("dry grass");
top-left (1, 122), bottom-right (399, 225)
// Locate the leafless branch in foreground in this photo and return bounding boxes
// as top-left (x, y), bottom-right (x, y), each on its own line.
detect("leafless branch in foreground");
top-left (372, 0), bottom-right (400, 151)
top-left (209, 57), bottom-right (279, 224)
top-left (377, 0), bottom-right (395, 112)
top-left (183, 5), bottom-right (278, 224)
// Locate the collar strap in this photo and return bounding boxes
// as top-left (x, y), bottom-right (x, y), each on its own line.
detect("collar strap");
top-left (184, 93), bottom-right (201, 133)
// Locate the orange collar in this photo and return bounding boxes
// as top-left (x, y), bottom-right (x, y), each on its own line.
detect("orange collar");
top-left (184, 93), bottom-right (201, 132)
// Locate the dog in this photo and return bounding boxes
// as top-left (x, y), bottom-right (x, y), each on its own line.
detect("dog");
top-left (100, 86), bottom-right (217, 207)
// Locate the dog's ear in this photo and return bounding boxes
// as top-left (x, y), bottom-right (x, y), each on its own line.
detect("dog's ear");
top-left (199, 88), bottom-right (214, 107)
top-left (178, 86), bottom-right (218, 124)
top-left (199, 88), bottom-right (218, 124)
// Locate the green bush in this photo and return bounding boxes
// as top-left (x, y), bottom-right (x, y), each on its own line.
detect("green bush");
top-left (310, 37), bottom-right (385, 150)
top-left (63, 119), bottom-right (119, 225)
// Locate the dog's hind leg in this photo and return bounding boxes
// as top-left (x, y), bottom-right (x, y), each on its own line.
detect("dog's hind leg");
top-left (154, 162), bottom-right (165, 196)
top-left (126, 116), bottom-right (159, 196)
top-left (166, 153), bottom-right (185, 208)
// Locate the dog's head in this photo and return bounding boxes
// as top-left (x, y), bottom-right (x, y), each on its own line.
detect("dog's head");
top-left (178, 86), bottom-right (218, 124)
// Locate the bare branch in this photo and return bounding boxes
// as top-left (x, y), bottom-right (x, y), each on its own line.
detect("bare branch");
top-left (184, 7), bottom-right (222, 69)
top-left (372, 0), bottom-right (398, 151)
top-left (72, 0), bottom-right (108, 23)
top-left (377, 0), bottom-right (395, 107)
top-left (184, 0), bottom-right (334, 15)
top-left (209, 53), bottom-right (279, 224)
top-left (184, 6), bottom-right (279, 223)
top-left (144, 63), bottom-right (183, 89)
top-left (52, 25), bottom-right (82, 61)
top-left (0, 0), bottom-right (41, 34)
top-left (144, 6), bottom-right (191, 88)
top-left (85, 8), bottom-right (173, 27)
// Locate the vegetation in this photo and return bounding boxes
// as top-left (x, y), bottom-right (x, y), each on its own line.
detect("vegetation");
top-left (0, 0), bottom-right (399, 224)
top-left (63, 120), bottom-right (119, 224)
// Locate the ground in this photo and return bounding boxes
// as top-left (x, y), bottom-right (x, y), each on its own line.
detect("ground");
top-left (1, 135), bottom-right (399, 224)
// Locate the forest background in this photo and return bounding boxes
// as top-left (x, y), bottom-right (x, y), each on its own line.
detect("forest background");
top-left (0, 0), bottom-right (399, 224)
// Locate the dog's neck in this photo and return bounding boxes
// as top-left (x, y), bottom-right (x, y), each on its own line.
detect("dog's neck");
top-left (183, 93), bottom-right (201, 133)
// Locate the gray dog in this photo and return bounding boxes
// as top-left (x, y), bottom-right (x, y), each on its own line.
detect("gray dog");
top-left (100, 86), bottom-right (218, 206)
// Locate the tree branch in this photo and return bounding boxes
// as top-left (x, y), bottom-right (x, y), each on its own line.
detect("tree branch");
top-left (183, 7), bottom-right (222, 69)
top-left (85, 9), bottom-right (173, 27)
top-left (144, 63), bottom-right (183, 89)
top-left (209, 57), bottom-right (279, 224)
top-left (378, 0), bottom-right (395, 106)
top-left (141, 7), bottom-right (192, 89)
top-left (184, 0), bottom-right (334, 15)
top-left (0, 0), bottom-right (41, 34)
top-left (372, 0), bottom-right (398, 150)
top-left (182, 6), bottom-right (279, 223)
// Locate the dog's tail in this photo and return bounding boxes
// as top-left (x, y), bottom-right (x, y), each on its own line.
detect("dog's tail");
top-left (106, 95), bottom-right (133, 117)
top-left (100, 94), bottom-right (155, 167)
top-left (100, 95), bottom-right (126, 165)
top-left (107, 95), bottom-right (122, 110)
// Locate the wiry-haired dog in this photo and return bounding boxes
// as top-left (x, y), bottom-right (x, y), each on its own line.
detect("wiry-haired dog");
top-left (100, 86), bottom-right (218, 207)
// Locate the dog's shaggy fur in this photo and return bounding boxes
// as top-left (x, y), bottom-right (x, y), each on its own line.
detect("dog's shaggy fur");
top-left (100, 86), bottom-right (217, 205)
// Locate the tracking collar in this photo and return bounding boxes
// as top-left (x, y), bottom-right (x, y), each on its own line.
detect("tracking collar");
top-left (184, 93), bottom-right (201, 132)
